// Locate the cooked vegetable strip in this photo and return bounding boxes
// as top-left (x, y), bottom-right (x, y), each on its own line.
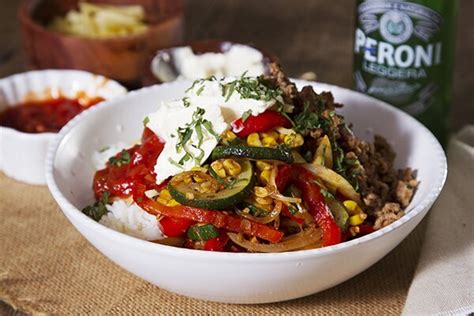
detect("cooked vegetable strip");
top-left (228, 228), bottom-right (322, 253)
top-left (313, 135), bottom-right (333, 168)
top-left (303, 163), bottom-right (361, 205)
top-left (276, 165), bottom-right (341, 246)
top-left (139, 199), bottom-right (284, 243)
top-left (211, 144), bottom-right (294, 163)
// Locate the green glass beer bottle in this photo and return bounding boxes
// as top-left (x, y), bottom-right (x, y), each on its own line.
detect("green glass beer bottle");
top-left (353, 0), bottom-right (457, 145)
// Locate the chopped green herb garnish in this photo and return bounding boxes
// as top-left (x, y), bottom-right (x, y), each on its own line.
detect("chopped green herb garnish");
top-left (196, 85), bottom-right (205, 96)
top-left (169, 157), bottom-right (185, 169)
top-left (187, 224), bottom-right (219, 241)
top-left (173, 107), bottom-right (219, 167)
top-left (108, 150), bottom-right (131, 167)
top-left (220, 74), bottom-right (282, 102)
top-left (287, 204), bottom-right (298, 215)
top-left (143, 116), bottom-right (150, 126)
top-left (202, 120), bottom-right (219, 139)
top-left (294, 102), bottom-right (321, 134)
top-left (223, 81), bottom-right (236, 102)
top-left (82, 192), bottom-right (110, 221)
top-left (244, 203), bottom-right (269, 217)
top-left (241, 109), bottom-right (252, 123)
top-left (182, 97), bottom-right (191, 108)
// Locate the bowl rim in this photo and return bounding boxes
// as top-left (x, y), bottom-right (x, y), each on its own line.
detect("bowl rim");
top-left (18, 0), bottom-right (184, 43)
top-left (45, 79), bottom-right (447, 262)
top-left (0, 69), bottom-right (126, 139)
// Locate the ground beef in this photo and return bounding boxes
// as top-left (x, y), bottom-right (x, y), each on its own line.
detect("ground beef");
top-left (374, 203), bottom-right (404, 229)
top-left (269, 63), bottom-right (419, 229)
top-left (396, 168), bottom-right (419, 208)
top-left (268, 62), bottom-right (298, 103)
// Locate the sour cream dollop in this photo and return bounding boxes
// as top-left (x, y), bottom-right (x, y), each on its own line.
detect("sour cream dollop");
top-left (146, 76), bottom-right (282, 184)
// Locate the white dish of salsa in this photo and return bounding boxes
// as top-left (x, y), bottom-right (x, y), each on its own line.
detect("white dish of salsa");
top-left (0, 70), bottom-right (126, 185)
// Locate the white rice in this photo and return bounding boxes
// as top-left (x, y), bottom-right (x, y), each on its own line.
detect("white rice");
top-left (99, 199), bottom-right (165, 241)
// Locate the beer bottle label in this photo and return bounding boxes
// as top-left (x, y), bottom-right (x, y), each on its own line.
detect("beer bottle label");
top-left (353, 1), bottom-right (456, 144)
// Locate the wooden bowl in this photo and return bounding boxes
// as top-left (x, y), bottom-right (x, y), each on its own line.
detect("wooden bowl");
top-left (18, 0), bottom-right (184, 88)
top-left (141, 39), bottom-right (278, 86)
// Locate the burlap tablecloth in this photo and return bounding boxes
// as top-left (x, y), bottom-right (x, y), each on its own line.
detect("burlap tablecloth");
top-left (0, 174), bottom-right (427, 315)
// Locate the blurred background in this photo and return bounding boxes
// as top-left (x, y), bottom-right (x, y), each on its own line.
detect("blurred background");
top-left (0, 0), bottom-right (472, 131)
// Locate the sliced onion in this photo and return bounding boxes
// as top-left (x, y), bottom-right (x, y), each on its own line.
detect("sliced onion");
top-left (313, 135), bottom-right (333, 168)
top-left (270, 192), bottom-right (302, 204)
top-left (303, 163), bottom-right (361, 204)
top-left (227, 228), bottom-right (322, 253)
top-left (268, 162), bottom-right (278, 188)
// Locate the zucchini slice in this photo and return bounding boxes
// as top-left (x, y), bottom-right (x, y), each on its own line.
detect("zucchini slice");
top-left (211, 144), bottom-right (294, 163)
top-left (324, 197), bottom-right (349, 231)
top-left (168, 160), bottom-right (255, 210)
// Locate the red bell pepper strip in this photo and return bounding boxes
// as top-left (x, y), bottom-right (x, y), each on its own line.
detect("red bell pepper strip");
top-left (159, 217), bottom-right (194, 237)
top-left (276, 165), bottom-right (342, 247)
top-left (139, 199), bottom-right (284, 243)
top-left (231, 110), bottom-right (292, 138)
top-left (275, 164), bottom-right (292, 193)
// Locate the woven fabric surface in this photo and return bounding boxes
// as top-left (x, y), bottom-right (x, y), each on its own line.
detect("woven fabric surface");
top-left (0, 171), bottom-right (426, 315)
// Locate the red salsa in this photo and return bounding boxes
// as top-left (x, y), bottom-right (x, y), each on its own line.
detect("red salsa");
top-left (0, 96), bottom-right (104, 133)
top-left (93, 128), bottom-right (166, 200)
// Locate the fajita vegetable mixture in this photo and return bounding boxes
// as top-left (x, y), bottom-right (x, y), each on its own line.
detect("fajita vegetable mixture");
top-left (83, 64), bottom-right (419, 252)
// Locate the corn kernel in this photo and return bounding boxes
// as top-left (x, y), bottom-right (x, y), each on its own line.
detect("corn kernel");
top-left (211, 160), bottom-right (226, 178)
top-left (247, 133), bottom-right (262, 147)
top-left (159, 189), bottom-right (172, 200)
top-left (262, 136), bottom-right (278, 148)
top-left (222, 159), bottom-right (242, 176)
top-left (256, 161), bottom-right (272, 171)
top-left (254, 186), bottom-right (269, 198)
top-left (349, 213), bottom-right (367, 226)
top-left (260, 131), bottom-right (279, 140)
top-left (193, 174), bottom-right (207, 183)
top-left (198, 181), bottom-right (213, 193)
top-left (259, 170), bottom-right (271, 185)
top-left (185, 192), bottom-right (195, 200)
top-left (284, 133), bottom-right (304, 148)
top-left (343, 200), bottom-right (363, 215)
top-left (222, 130), bottom-right (237, 141)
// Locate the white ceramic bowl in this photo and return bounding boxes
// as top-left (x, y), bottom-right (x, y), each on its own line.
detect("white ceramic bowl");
top-left (0, 70), bottom-right (126, 185)
top-left (45, 80), bottom-right (447, 304)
